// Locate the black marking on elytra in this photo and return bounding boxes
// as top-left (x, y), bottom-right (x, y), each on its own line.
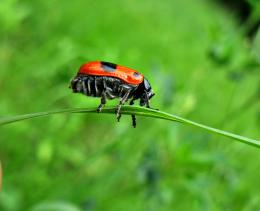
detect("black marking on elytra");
top-left (101, 61), bottom-right (117, 72)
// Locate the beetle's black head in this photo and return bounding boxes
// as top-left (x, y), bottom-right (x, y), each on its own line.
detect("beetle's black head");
top-left (137, 78), bottom-right (155, 106)
top-left (143, 78), bottom-right (155, 99)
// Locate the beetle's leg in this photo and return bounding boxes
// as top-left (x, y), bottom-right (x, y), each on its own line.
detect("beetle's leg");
top-left (144, 91), bottom-right (159, 111)
top-left (116, 89), bottom-right (131, 122)
top-left (97, 77), bottom-right (108, 112)
top-left (97, 91), bottom-right (106, 112)
top-left (129, 99), bottom-right (136, 128)
top-left (142, 91), bottom-right (159, 111)
top-left (145, 91), bottom-right (150, 108)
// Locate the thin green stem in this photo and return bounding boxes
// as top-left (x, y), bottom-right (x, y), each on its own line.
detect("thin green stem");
top-left (0, 106), bottom-right (259, 148)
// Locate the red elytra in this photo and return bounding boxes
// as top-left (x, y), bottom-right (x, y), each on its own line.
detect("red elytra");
top-left (78, 61), bottom-right (144, 85)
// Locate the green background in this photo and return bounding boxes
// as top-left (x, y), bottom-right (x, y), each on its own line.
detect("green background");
top-left (0, 0), bottom-right (260, 210)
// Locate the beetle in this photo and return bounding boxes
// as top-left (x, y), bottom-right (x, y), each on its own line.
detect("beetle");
top-left (70, 61), bottom-right (155, 127)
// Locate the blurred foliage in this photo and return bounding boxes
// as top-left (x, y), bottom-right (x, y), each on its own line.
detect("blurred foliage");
top-left (0, 0), bottom-right (259, 210)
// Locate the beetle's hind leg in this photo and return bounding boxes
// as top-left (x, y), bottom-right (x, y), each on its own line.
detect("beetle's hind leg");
top-left (97, 92), bottom-right (107, 112)
top-left (116, 89), bottom-right (131, 122)
top-left (129, 99), bottom-right (136, 128)
top-left (97, 77), bottom-right (108, 112)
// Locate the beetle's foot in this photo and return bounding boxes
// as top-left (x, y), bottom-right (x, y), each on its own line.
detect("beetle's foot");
top-left (148, 107), bottom-right (159, 111)
top-left (131, 114), bottom-right (136, 128)
top-left (117, 113), bottom-right (122, 122)
top-left (97, 104), bottom-right (103, 113)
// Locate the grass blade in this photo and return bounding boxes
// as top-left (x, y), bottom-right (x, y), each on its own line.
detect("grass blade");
top-left (0, 106), bottom-right (259, 148)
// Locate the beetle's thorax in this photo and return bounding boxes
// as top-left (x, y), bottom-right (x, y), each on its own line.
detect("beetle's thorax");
top-left (133, 78), bottom-right (155, 102)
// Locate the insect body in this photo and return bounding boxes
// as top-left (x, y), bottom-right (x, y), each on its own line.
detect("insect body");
top-left (70, 61), bottom-right (155, 127)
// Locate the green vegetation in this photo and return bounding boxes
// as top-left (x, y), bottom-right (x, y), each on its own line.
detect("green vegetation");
top-left (0, 0), bottom-right (259, 210)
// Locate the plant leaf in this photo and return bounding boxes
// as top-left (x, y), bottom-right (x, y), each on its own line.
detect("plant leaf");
top-left (0, 106), bottom-right (259, 148)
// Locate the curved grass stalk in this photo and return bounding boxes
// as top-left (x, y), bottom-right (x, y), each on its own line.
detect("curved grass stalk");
top-left (0, 106), bottom-right (259, 148)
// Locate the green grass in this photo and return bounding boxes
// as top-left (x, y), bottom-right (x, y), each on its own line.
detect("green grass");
top-left (0, 106), bottom-right (259, 148)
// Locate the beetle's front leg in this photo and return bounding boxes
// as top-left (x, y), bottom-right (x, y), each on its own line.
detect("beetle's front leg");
top-left (145, 91), bottom-right (159, 111)
top-left (145, 91), bottom-right (150, 108)
top-left (129, 99), bottom-right (136, 128)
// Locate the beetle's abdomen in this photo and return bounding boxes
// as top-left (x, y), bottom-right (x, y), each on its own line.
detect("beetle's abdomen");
top-left (71, 75), bottom-right (105, 97)
top-left (71, 75), bottom-right (137, 99)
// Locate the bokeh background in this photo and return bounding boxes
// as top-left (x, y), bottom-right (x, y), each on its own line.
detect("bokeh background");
top-left (0, 0), bottom-right (260, 210)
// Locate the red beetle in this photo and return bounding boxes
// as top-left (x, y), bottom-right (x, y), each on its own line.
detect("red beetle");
top-left (70, 61), bottom-right (155, 127)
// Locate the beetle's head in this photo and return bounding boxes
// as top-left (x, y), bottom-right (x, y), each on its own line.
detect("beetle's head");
top-left (143, 78), bottom-right (155, 99)
top-left (139, 78), bottom-right (155, 106)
